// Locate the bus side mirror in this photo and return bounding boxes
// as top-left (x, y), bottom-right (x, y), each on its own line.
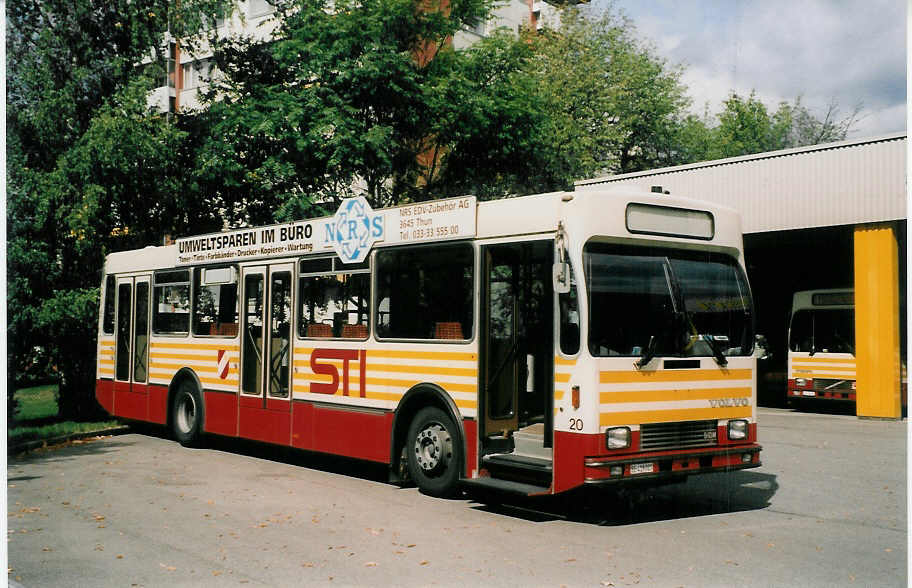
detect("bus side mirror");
top-left (553, 262), bottom-right (571, 294)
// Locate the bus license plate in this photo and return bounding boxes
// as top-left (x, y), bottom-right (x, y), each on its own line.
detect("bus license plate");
top-left (630, 462), bottom-right (655, 475)
top-left (802, 391), bottom-right (816, 397)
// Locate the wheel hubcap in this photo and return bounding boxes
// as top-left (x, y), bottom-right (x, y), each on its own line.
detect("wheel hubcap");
top-left (176, 393), bottom-right (196, 434)
top-left (414, 423), bottom-right (452, 474)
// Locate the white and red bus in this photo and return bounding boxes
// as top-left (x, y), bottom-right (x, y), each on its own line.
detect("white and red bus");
top-left (96, 189), bottom-right (761, 497)
top-left (787, 289), bottom-right (857, 405)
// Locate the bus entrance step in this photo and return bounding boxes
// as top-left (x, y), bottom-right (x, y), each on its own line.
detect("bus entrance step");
top-left (481, 454), bottom-right (552, 487)
top-left (462, 476), bottom-right (551, 497)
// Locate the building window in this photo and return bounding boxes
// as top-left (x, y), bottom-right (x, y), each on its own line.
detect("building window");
top-left (248, 0), bottom-right (273, 18)
top-left (182, 59), bottom-right (212, 90)
top-left (375, 243), bottom-right (474, 341)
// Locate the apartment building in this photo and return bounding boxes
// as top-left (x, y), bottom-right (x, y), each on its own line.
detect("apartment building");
top-left (150, 0), bottom-right (578, 113)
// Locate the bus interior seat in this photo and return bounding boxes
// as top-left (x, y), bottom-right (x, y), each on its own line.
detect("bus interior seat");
top-left (306, 323), bottom-right (333, 338)
top-left (210, 323), bottom-right (238, 337)
top-left (341, 323), bottom-right (368, 339)
top-left (435, 322), bottom-right (463, 340)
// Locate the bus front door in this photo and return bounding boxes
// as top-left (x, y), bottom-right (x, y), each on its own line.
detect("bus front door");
top-left (239, 263), bottom-right (294, 445)
top-left (113, 275), bottom-right (151, 420)
top-left (480, 242), bottom-right (554, 450)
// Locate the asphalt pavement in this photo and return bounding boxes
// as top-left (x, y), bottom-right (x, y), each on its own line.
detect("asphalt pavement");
top-left (7, 408), bottom-right (907, 587)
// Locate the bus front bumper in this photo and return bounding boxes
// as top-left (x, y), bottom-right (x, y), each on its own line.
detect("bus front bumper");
top-left (582, 444), bottom-right (762, 485)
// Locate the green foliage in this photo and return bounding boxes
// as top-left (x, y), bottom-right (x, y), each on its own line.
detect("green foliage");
top-left (677, 92), bottom-right (860, 162)
top-left (7, 0), bottom-right (232, 418)
top-left (524, 7), bottom-right (692, 180)
top-left (11, 385), bottom-right (60, 422)
top-left (194, 0), bottom-right (551, 213)
top-left (7, 0), bottom-right (863, 420)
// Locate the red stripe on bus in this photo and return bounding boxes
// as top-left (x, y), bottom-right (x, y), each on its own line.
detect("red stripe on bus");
top-left (96, 379), bottom-right (114, 414)
top-left (310, 405), bottom-right (393, 463)
top-left (463, 418), bottom-right (478, 478)
top-left (148, 384), bottom-right (168, 425)
top-left (204, 390), bottom-right (238, 436)
top-left (113, 381), bottom-right (148, 421)
top-left (552, 430), bottom-right (603, 494)
top-left (291, 402), bottom-right (393, 463)
top-left (239, 405), bottom-right (291, 446)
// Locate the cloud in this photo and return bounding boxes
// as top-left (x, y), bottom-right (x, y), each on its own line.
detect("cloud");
top-left (600, 0), bottom-right (906, 137)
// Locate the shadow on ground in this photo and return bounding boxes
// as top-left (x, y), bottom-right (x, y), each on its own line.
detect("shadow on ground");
top-left (467, 470), bottom-right (779, 526)
top-left (9, 423), bottom-right (778, 527)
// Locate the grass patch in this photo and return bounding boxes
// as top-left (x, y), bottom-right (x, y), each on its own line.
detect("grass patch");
top-left (8, 420), bottom-right (121, 445)
top-left (14, 384), bottom-right (59, 421)
top-left (9, 384), bottom-right (120, 447)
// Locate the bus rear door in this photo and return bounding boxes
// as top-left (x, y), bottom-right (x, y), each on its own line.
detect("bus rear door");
top-left (239, 263), bottom-right (294, 444)
top-left (113, 275), bottom-right (151, 420)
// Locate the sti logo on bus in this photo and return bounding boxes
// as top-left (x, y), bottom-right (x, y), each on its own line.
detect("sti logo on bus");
top-left (323, 197), bottom-right (384, 264)
top-left (310, 349), bottom-right (367, 397)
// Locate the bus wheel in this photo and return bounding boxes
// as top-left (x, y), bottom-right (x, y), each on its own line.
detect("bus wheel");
top-left (407, 407), bottom-right (461, 498)
top-left (172, 380), bottom-right (203, 447)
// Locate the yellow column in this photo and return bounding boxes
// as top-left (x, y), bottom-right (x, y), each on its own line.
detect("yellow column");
top-left (853, 223), bottom-right (901, 418)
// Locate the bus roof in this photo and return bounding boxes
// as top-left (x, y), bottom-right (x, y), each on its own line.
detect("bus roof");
top-left (104, 188), bottom-right (745, 275)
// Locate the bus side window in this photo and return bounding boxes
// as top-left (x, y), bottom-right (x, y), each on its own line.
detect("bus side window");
top-left (192, 267), bottom-right (239, 337)
top-left (297, 258), bottom-right (370, 340)
top-left (153, 270), bottom-right (191, 335)
top-left (102, 275), bottom-right (116, 334)
top-left (559, 268), bottom-right (579, 355)
top-left (375, 243), bottom-right (473, 341)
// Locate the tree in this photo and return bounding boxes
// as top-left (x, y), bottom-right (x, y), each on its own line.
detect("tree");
top-left (682, 92), bottom-right (863, 162)
top-left (522, 6), bottom-right (693, 180)
top-left (782, 96), bottom-right (862, 147)
top-left (7, 0), bottom-right (230, 417)
top-left (195, 0), bottom-right (552, 218)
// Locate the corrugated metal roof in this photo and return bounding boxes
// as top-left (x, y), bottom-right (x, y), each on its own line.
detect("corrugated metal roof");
top-left (576, 133), bottom-right (907, 233)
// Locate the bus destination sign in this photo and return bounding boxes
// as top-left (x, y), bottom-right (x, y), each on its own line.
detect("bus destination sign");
top-left (175, 196), bottom-right (476, 266)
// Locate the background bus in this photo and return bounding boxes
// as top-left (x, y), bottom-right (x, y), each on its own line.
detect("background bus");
top-left (787, 289), bottom-right (857, 407)
top-left (96, 190), bottom-right (761, 499)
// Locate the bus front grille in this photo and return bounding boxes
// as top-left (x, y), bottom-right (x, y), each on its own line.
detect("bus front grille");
top-left (640, 420), bottom-right (718, 451)
top-left (814, 379), bottom-right (852, 391)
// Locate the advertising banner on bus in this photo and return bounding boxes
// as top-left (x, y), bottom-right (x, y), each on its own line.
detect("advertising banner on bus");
top-left (175, 196), bottom-right (476, 266)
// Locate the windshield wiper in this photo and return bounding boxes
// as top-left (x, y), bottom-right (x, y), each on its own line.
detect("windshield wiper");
top-left (635, 335), bottom-right (658, 370)
top-left (702, 335), bottom-right (729, 367)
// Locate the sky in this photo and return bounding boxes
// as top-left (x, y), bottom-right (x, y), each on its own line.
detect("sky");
top-left (591, 0), bottom-right (906, 139)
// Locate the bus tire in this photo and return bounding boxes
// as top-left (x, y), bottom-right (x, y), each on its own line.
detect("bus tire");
top-left (406, 406), bottom-right (462, 498)
top-left (172, 380), bottom-right (204, 447)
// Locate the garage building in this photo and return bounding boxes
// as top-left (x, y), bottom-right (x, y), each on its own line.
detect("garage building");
top-left (577, 132), bottom-right (907, 419)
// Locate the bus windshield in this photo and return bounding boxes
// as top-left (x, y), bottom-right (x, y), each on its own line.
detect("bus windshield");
top-left (789, 308), bottom-right (855, 354)
top-left (585, 243), bottom-right (753, 358)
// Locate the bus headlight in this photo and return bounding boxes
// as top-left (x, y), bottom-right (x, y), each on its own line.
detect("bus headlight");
top-left (606, 427), bottom-right (631, 449)
top-left (728, 419), bottom-right (748, 440)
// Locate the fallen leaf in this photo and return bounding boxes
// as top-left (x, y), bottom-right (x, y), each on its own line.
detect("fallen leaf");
top-left (364, 562), bottom-right (378, 567)
top-left (419, 561), bottom-right (429, 566)
top-left (116, 555), bottom-right (124, 560)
